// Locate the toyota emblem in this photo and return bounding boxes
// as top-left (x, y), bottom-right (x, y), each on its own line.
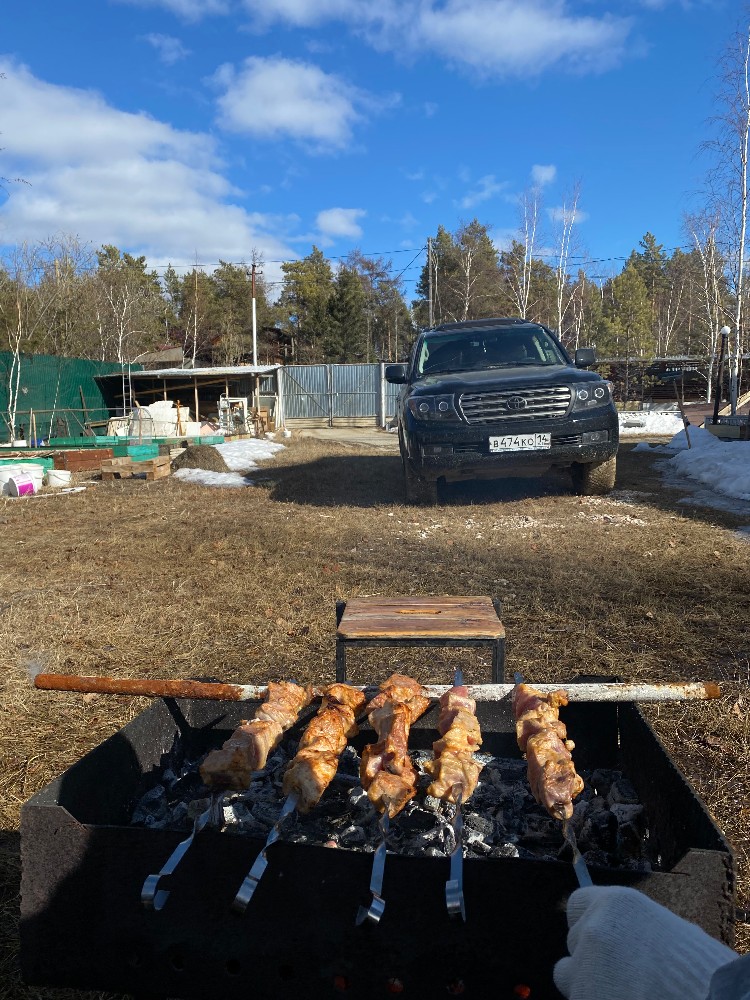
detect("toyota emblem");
top-left (506, 395), bottom-right (527, 410)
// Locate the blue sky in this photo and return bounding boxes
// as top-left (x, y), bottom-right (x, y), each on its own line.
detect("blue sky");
top-left (0, 0), bottom-right (737, 297)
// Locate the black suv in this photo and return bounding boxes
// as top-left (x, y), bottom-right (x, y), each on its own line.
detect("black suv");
top-left (386, 317), bottom-right (618, 503)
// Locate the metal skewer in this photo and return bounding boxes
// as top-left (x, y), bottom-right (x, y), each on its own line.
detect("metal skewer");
top-left (445, 790), bottom-right (466, 921)
top-left (356, 810), bottom-right (390, 926)
top-left (514, 671), bottom-right (592, 888)
top-left (563, 820), bottom-right (593, 888)
top-left (142, 793), bottom-right (225, 910)
top-left (232, 792), bottom-right (299, 913)
top-left (441, 668), bottom-right (467, 921)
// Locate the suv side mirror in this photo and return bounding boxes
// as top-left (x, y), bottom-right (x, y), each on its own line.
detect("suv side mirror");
top-left (385, 364), bottom-right (408, 384)
top-left (575, 347), bottom-right (596, 369)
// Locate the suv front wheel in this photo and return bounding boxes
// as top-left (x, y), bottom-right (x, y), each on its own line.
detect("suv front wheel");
top-left (571, 455), bottom-right (617, 496)
top-left (402, 454), bottom-right (439, 505)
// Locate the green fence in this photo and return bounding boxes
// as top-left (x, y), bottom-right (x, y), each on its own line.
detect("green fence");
top-left (0, 352), bottom-right (135, 444)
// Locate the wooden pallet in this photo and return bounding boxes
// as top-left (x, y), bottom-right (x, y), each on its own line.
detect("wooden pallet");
top-left (54, 448), bottom-right (114, 473)
top-left (101, 455), bottom-right (171, 482)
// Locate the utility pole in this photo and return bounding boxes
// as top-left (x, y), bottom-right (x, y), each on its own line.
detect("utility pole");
top-left (251, 263), bottom-right (258, 368)
top-left (427, 237), bottom-right (433, 328)
top-left (251, 262), bottom-right (259, 414)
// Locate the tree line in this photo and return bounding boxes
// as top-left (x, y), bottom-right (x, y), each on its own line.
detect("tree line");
top-left (0, 238), bottom-right (415, 368)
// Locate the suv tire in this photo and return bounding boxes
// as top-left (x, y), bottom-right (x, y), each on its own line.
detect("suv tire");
top-left (571, 455), bottom-right (617, 496)
top-left (403, 455), bottom-right (439, 505)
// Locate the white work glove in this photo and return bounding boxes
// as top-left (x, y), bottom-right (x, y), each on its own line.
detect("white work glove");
top-left (554, 885), bottom-right (736, 1000)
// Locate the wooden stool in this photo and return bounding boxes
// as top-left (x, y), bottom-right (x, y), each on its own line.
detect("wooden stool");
top-left (335, 596), bottom-right (505, 682)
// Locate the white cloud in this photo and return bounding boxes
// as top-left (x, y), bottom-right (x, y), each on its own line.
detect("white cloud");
top-left (213, 56), bottom-right (383, 150)
top-left (0, 59), bottom-right (298, 269)
top-left (548, 205), bottom-right (589, 224)
top-left (458, 174), bottom-right (508, 209)
top-left (316, 207), bottom-right (366, 240)
top-left (144, 33), bottom-right (191, 64)
top-left (239, 0), bottom-right (633, 77)
top-left (424, 102), bottom-right (438, 117)
top-left (531, 164), bottom-right (557, 187)
top-left (115, 0), bottom-right (230, 21)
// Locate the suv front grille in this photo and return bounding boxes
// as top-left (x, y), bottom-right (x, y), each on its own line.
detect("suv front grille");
top-left (459, 386), bottom-right (572, 423)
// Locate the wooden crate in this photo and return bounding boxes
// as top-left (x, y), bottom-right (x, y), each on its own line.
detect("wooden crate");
top-left (101, 455), bottom-right (171, 482)
top-left (53, 449), bottom-right (114, 473)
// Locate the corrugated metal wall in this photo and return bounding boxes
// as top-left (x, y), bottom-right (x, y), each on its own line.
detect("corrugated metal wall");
top-left (283, 364), bottom-right (400, 426)
top-left (0, 352), bottom-right (126, 442)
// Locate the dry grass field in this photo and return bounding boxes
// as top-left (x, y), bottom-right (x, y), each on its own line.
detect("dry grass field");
top-left (1, 435), bottom-right (749, 998)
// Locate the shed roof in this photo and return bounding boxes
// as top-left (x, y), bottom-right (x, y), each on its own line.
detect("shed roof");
top-left (98, 364), bottom-right (281, 380)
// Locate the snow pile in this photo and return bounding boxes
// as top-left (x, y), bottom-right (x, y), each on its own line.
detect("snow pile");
top-left (665, 427), bottom-right (750, 502)
top-left (618, 411), bottom-right (683, 437)
top-left (173, 438), bottom-right (285, 489)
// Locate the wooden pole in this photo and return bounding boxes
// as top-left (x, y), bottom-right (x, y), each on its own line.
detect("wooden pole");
top-left (32, 673), bottom-right (721, 704)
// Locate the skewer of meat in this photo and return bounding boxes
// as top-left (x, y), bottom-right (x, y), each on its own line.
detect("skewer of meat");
top-left (233, 682), bottom-right (367, 913)
top-left (423, 669), bottom-right (484, 921)
top-left (359, 672), bottom-right (431, 818)
top-left (356, 673), bottom-right (430, 927)
top-left (282, 683), bottom-right (367, 812)
top-left (424, 677), bottom-right (483, 804)
top-left (512, 674), bottom-right (592, 886)
top-left (200, 680), bottom-right (314, 790)
top-left (512, 678), bottom-right (583, 822)
top-left (143, 680), bottom-right (314, 910)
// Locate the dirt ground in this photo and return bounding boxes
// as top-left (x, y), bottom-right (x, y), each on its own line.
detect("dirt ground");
top-left (1, 436), bottom-right (749, 998)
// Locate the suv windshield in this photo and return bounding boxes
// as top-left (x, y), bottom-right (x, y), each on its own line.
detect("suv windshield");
top-left (416, 323), bottom-right (567, 376)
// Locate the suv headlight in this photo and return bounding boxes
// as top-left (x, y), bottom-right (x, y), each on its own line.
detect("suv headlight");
top-left (407, 394), bottom-right (460, 421)
top-left (572, 381), bottom-right (612, 411)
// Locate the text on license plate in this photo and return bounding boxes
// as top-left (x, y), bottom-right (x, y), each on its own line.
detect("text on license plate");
top-left (489, 433), bottom-right (551, 452)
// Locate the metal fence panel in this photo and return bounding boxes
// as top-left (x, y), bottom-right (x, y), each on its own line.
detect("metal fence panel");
top-left (331, 364), bottom-right (378, 418)
top-left (282, 365), bottom-right (330, 420)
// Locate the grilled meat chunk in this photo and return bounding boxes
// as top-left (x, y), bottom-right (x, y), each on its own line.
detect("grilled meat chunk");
top-left (513, 682), bottom-right (583, 822)
top-left (359, 673), bottom-right (430, 818)
top-left (200, 681), bottom-right (313, 790)
top-left (283, 683), bottom-right (367, 813)
top-left (424, 685), bottom-right (483, 803)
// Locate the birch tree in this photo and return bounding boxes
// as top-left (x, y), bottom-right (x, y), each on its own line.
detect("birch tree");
top-left (702, 20), bottom-right (750, 410)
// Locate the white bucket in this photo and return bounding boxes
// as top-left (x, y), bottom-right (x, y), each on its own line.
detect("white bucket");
top-left (21, 463), bottom-right (45, 489)
top-left (0, 465), bottom-right (24, 487)
top-left (46, 468), bottom-right (72, 488)
top-left (7, 473), bottom-right (36, 497)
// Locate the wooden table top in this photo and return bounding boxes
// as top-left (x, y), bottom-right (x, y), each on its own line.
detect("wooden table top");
top-left (337, 596), bottom-right (504, 640)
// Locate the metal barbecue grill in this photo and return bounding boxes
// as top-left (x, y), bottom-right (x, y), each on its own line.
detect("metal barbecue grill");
top-left (21, 683), bottom-right (734, 1000)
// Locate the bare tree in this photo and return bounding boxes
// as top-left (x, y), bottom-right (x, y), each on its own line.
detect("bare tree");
top-left (551, 182), bottom-right (583, 337)
top-left (686, 212), bottom-right (730, 401)
top-left (0, 243), bottom-right (59, 439)
top-left (702, 19), bottom-right (750, 410)
top-left (508, 187), bottom-right (542, 318)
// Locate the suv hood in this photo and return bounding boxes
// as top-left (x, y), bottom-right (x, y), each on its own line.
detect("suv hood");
top-left (412, 364), bottom-right (604, 395)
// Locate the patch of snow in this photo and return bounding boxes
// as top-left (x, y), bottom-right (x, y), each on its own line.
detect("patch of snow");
top-left (618, 411), bottom-right (683, 437)
top-left (173, 469), bottom-right (254, 488)
top-left (215, 439), bottom-right (285, 472)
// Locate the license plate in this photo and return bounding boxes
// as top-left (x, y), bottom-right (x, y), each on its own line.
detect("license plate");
top-left (489, 433), bottom-right (551, 452)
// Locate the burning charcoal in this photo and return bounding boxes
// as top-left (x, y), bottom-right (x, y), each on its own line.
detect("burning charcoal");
top-left (132, 786), bottom-right (168, 826)
top-left (424, 846), bottom-right (445, 858)
top-left (169, 770), bottom-right (206, 800)
top-left (339, 825), bottom-right (366, 847)
top-left (579, 809), bottom-right (618, 853)
top-left (347, 786), bottom-right (375, 819)
top-left (582, 848), bottom-right (609, 868)
top-left (465, 829), bottom-right (493, 855)
top-left (465, 813), bottom-right (494, 839)
top-left (607, 778), bottom-right (640, 806)
top-left (589, 768), bottom-right (616, 797)
top-left (187, 797), bottom-right (212, 821)
top-left (169, 801), bottom-right (190, 829)
top-left (611, 803), bottom-right (646, 857)
top-left (520, 814), bottom-right (558, 844)
top-left (490, 843), bottom-right (520, 859)
top-left (251, 800), bottom-right (282, 829)
top-left (422, 794), bottom-right (443, 813)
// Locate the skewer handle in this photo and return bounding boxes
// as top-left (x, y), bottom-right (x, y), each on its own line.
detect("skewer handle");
top-left (34, 673), bottom-right (261, 702)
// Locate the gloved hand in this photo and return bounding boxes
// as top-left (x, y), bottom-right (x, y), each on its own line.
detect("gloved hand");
top-left (553, 885), bottom-right (736, 1000)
